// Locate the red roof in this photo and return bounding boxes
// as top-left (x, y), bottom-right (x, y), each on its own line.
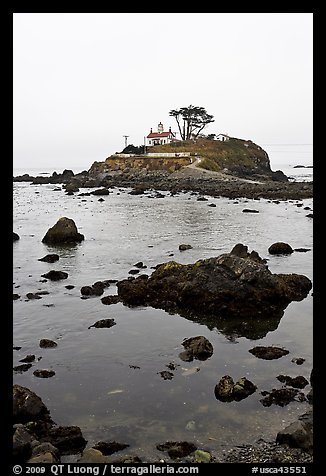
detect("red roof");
top-left (147, 132), bottom-right (174, 138)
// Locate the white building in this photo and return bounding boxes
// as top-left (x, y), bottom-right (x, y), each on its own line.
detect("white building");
top-left (145, 122), bottom-right (177, 147)
top-left (216, 133), bottom-right (230, 142)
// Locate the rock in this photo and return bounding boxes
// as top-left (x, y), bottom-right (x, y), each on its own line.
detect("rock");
top-left (13, 426), bottom-right (34, 461)
top-left (260, 388), bottom-right (300, 407)
top-left (13, 384), bottom-right (51, 423)
top-left (65, 285), bottom-right (75, 290)
top-left (291, 357), bottom-right (305, 365)
top-left (13, 364), bottom-right (32, 373)
top-left (27, 452), bottom-right (58, 463)
top-left (306, 213), bottom-right (313, 218)
top-left (276, 375), bottom-right (309, 389)
top-left (26, 293), bottom-right (42, 300)
top-left (88, 318), bottom-right (116, 329)
top-left (134, 261), bottom-right (147, 269)
top-left (19, 355), bottom-right (35, 363)
top-left (214, 375), bottom-right (256, 401)
top-left (13, 294), bottom-right (20, 300)
top-left (156, 441), bottom-right (197, 459)
top-left (42, 217), bottom-right (84, 244)
top-left (242, 209), bottom-right (259, 213)
top-left (179, 244), bottom-right (193, 251)
top-left (249, 346), bottom-right (289, 360)
top-left (294, 248), bottom-right (311, 253)
top-left (91, 188), bottom-right (110, 195)
top-left (276, 412), bottom-right (313, 450)
top-left (38, 254), bottom-right (60, 263)
top-left (93, 441), bottom-right (129, 455)
top-left (232, 377), bottom-right (257, 400)
top-left (13, 232), bottom-right (20, 241)
top-left (39, 339), bottom-right (57, 348)
top-left (197, 196), bottom-right (208, 201)
top-left (117, 244), bottom-right (311, 320)
top-left (214, 375), bottom-right (234, 401)
top-left (101, 295), bottom-right (120, 305)
top-left (41, 426), bottom-right (87, 454)
top-left (78, 448), bottom-right (109, 463)
top-left (129, 269), bottom-right (140, 275)
top-left (30, 442), bottom-right (60, 461)
top-left (180, 336), bottom-right (213, 361)
top-left (33, 369), bottom-right (56, 378)
top-left (158, 371), bottom-right (174, 380)
top-left (81, 281), bottom-right (105, 296)
top-left (41, 270), bottom-right (68, 281)
top-left (268, 242), bottom-right (293, 255)
top-left (194, 450), bottom-right (212, 463)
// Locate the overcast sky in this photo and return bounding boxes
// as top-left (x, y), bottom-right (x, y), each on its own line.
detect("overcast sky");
top-left (13, 13), bottom-right (313, 171)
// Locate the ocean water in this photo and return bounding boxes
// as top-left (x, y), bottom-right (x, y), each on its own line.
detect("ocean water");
top-left (13, 144), bottom-right (313, 461)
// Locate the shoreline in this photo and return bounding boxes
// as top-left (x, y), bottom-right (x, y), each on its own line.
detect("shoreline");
top-left (13, 168), bottom-right (313, 201)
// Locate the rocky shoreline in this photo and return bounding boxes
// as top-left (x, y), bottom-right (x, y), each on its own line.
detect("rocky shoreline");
top-left (13, 166), bottom-right (313, 201)
top-left (13, 383), bottom-right (312, 464)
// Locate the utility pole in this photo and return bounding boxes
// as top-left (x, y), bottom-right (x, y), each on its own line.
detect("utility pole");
top-left (123, 135), bottom-right (129, 148)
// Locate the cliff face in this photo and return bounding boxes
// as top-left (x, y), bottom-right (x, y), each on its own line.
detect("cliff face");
top-left (89, 156), bottom-right (191, 177)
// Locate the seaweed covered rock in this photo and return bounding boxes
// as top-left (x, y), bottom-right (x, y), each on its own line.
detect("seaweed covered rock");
top-left (42, 217), bottom-right (84, 244)
top-left (117, 244), bottom-right (312, 320)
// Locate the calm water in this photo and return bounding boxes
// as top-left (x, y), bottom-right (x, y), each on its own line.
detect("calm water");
top-left (13, 180), bottom-right (313, 461)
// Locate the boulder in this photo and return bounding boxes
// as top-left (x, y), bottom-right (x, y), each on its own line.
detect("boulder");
top-left (179, 244), bottom-right (193, 251)
top-left (179, 336), bottom-right (213, 361)
top-left (39, 339), bottom-right (57, 348)
top-left (214, 375), bottom-right (257, 401)
top-left (276, 375), bottom-right (309, 389)
top-left (13, 385), bottom-right (51, 423)
top-left (268, 242), bottom-right (293, 255)
top-left (117, 244), bottom-right (311, 320)
top-left (42, 217), bottom-right (84, 244)
top-left (33, 369), bottom-right (56, 378)
top-left (276, 411), bottom-right (313, 450)
top-left (88, 318), bottom-right (116, 329)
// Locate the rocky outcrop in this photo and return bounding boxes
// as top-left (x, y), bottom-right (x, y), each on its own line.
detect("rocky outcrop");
top-left (214, 375), bottom-right (257, 401)
top-left (13, 385), bottom-right (87, 463)
top-left (179, 336), bottom-right (213, 361)
top-left (42, 217), bottom-right (84, 244)
top-left (116, 244), bottom-right (312, 320)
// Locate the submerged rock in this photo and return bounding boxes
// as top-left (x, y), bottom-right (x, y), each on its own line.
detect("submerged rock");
top-left (260, 388), bottom-right (302, 407)
top-left (93, 441), bottom-right (129, 456)
top-left (117, 244), bottom-right (311, 320)
top-left (276, 375), bottom-right (309, 389)
top-left (42, 217), bottom-right (84, 244)
top-left (249, 346), bottom-right (289, 360)
top-left (101, 295), bottom-right (121, 305)
top-left (157, 441), bottom-right (197, 459)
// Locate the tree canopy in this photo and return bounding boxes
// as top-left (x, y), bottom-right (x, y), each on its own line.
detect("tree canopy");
top-left (169, 105), bottom-right (214, 140)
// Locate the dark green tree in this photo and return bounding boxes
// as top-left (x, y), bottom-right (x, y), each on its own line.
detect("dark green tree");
top-left (169, 105), bottom-right (214, 140)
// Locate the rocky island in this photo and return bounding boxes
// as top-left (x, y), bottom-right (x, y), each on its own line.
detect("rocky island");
top-left (13, 138), bottom-right (313, 200)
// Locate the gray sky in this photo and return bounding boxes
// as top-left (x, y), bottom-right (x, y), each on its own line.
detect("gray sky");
top-left (13, 13), bottom-right (313, 171)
